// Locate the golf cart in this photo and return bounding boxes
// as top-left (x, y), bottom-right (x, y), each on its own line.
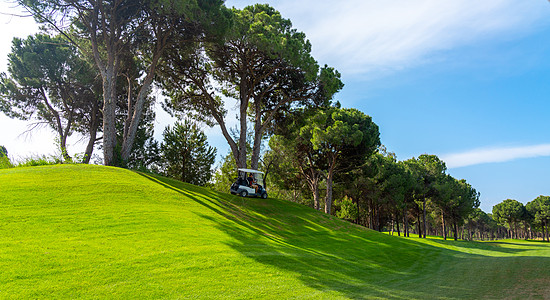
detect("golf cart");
top-left (230, 168), bottom-right (268, 199)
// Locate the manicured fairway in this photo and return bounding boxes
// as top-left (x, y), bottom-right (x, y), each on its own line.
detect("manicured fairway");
top-left (1, 165), bottom-right (549, 299)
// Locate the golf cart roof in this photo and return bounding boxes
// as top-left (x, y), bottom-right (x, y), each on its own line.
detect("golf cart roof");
top-left (238, 168), bottom-right (264, 174)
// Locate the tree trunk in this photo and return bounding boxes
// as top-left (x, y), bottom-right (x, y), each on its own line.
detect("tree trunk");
top-left (301, 165), bottom-right (321, 210)
top-left (313, 180), bottom-right (320, 210)
top-left (369, 200), bottom-right (374, 229)
top-left (403, 207), bottom-right (409, 237)
top-left (250, 100), bottom-right (263, 170)
top-left (237, 79), bottom-right (249, 169)
top-left (454, 221), bottom-right (458, 241)
top-left (101, 66), bottom-right (118, 166)
top-left (396, 213), bottom-right (401, 236)
top-left (59, 131), bottom-right (71, 161)
top-left (422, 196), bottom-right (427, 238)
top-left (442, 212), bottom-right (447, 240)
top-left (417, 212), bottom-right (422, 238)
top-left (544, 221), bottom-right (548, 242)
top-left (376, 205), bottom-right (382, 232)
top-left (120, 43), bottom-right (164, 162)
top-left (83, 98), bottom-right (100, 164)
top-left (324, 155), bottom-right (337, 215)
top-left (325, 168), bottom-right (333, 215)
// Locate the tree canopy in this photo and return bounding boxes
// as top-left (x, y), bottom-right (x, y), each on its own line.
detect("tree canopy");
top-left (0, 34), bottom-right (101, 162)
top-left (160, 4), bottom-right (342, 171)
top-left (160, 120), bottom-right (216, 186)
top-left (299, 106), bottom-right (380, 214)
top-left (19, 0), bottom-right (228, 166)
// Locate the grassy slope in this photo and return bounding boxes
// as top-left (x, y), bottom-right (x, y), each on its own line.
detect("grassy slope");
top-left (1, 165), bottom-right (549, 299)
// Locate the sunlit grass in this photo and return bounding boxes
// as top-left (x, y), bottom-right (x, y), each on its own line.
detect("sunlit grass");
top-left (1, 165), bottom-right (549, 299)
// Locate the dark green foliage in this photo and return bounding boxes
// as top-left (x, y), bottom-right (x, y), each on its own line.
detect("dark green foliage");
top-left (0, 34), bottom-right (101, 162)
top-left (526, 195), bottom-right (550, 241)
top-left (160, 120), bottom-right (216, 186)
top-left (300, 106), bottom-right (380, 214)
top-left (126, 136), bottom-right (162, 173)
top-left (210, 152), bottom-right (239, 193)
top-left (0, 146), bottom-right (13, 169)
top-left (434, 175), bottom-right (480, 240)
top-left (160, 3), bottom-right (341, 170)
top-left (268, 129), bottom-right (323, 208)
top-left (493, 199), bottom-right (526, 239)
top-left (335, 196), bottom-right (358, 221)
top-left (261, 143), bottom-right (311, 206)
top-left (19, 0), bottom-right (228, 165)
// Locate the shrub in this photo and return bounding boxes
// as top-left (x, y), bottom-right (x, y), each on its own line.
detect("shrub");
top-left (0, 156), bottom-right (14, 169)
top-left (336, 196), bottom-right (359, 221)
top-left (16, 155), bottom-right (63, 167)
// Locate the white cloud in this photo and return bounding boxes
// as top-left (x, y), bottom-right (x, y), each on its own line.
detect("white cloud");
top-left (441, 144), bottom-right (550, 169)
top-left (273, 0), bottom-right (550, 76)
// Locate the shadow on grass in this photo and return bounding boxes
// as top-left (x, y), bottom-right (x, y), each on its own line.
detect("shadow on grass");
top-left (423, 238), bottom-right (550, 255)
top-left (136, 172), bottom-right (550, 299)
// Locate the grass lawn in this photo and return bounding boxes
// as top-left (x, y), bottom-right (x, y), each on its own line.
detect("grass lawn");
top-left (1, 164), bottom-right (549, 299)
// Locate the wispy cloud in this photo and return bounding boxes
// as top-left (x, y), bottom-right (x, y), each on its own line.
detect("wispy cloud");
top-left (441, 144), bottom-right (550, 169)
top-left (269, 0), bottom-right (550, 76)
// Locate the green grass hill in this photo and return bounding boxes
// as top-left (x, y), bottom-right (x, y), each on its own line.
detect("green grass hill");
top-left (1, 164), bottom-right (549, 299)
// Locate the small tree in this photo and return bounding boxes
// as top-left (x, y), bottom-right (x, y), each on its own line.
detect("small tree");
top-left (0, 145), bottom-right (13, 169)
top-left (160, 120), bottom-right (216, 186)
top-left (336, 196), bottom-right (359, 222)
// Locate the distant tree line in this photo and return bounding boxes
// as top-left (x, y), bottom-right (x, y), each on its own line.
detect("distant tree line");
top-left (262, 119), bottom-right (481, 240)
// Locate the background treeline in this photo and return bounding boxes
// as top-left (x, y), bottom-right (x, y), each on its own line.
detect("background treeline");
top-left (1, 1), bottom-right (548, 242)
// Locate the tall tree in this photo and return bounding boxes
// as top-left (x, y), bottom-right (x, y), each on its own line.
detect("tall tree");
top-left (441, 177), bottom-right (480, 240)
top-left (268, 107), bottom-right (326, 210)
top-left (301, 107), bottom-right (380, 215)
top-left (526, 195), bottom-right (550, 242)
top-left (20, 0), bottom-right (227, 165)
top-left (160, 4), bottom-right (342, 170)
top-left (493, 199), bottom-right (526, 239)
top-left (405, 154), bottom-right (446, 238)
top-left (0, 34), bottom-right (101, 162)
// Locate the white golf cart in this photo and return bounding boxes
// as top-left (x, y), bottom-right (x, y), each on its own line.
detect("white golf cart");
top-left (230, 168), bottom-right (268, 199)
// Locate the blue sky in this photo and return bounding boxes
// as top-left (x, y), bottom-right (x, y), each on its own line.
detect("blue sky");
top-left (2, 1), bottom-right (550, 212)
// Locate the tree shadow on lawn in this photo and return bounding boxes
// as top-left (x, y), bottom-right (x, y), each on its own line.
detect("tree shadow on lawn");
top-left (423, 238), bottom-right (550, 256)
top-left (137, 173), bottom-right (550, 299)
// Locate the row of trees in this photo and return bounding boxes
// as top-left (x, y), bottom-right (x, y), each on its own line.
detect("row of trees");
top-left (263, 123), bottom-right (481, 240)
top-left (490, 197), bottom-right (550, 241)
top-left (3, 1), bottom-right (545, 243)
top-left (2, 0), bottom-right (482, 240)
top-left (2, 1), bottom-right (340, 171)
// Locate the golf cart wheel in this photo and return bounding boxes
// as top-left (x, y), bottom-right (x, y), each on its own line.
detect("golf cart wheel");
top-left (261, 192), bottom-right (268, 199)
top-left (240, 190), bottom-right (248, 197)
